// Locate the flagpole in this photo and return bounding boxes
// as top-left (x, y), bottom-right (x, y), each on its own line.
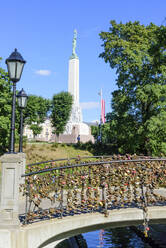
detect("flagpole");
top-left (100, 89), bottom-right (102, 143)
top-left (100, 88), bottom-right (102, 125)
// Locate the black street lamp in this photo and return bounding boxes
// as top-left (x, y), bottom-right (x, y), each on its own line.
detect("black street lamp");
top-left (17, 88), bottom-right (28, 153)
top-left (6, 49), bottom-right (26, 153)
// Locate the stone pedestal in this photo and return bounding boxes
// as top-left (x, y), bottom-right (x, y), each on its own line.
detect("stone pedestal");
top-left (0, 153), bottom-right (25, 228)
top-left (56, 123), bottom-right (95, 144)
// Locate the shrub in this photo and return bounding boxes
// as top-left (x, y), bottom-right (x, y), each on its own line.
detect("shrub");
top-left (51, 143), bottom-right (58, 148)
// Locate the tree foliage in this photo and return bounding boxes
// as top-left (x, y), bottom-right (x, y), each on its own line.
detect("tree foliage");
top-left (24, 95), bottom-right (51, 137)
top-left (51, 92), bottom-right (73, 136)
top-left (91, 123), bottom-right (111, 144)
top-left (0, 59), bottom-right (12, 153)
top-left (99, 21), bottom-right (166, 156)
top-left (29, 124), bottom-right (43, 138)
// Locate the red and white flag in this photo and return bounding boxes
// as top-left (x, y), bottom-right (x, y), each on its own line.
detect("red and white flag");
top-left (98, 89), bottom-right (106, 124)
top-left (101, 99), bottom-right (105, 124)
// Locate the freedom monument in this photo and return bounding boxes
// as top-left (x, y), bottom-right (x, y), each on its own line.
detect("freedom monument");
top-left (24, 30), bottom-right (94, 143)
top-left (57, 30), bottom-right (94, 143)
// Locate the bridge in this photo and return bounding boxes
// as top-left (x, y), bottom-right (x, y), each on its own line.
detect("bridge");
top-left (1, 154), bottom-right (166, 248)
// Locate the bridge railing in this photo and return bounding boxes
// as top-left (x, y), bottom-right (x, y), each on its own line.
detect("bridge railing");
top-left (26, 155), bottom-right (122, 167)
top-left (20, 157), bottom-right (166, 236)
top-left (26, 155), bottom-right (155, 168)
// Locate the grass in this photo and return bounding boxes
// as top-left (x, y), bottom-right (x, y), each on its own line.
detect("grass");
top-left (0, 142), bottom-right (93, 176)
top-left (15, 142), bottom-right (93, 164)
top-left (0, 141), bottom-right (114, 172)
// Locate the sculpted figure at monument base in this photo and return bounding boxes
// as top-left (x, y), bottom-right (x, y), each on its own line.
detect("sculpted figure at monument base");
top-left (69, 105), bottom-right (82, 124)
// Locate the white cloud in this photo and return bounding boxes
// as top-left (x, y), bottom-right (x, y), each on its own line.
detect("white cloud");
top-left (80, 102), bottom-right (99, 110)
top-left (35, 70), bottom-right (51, 76)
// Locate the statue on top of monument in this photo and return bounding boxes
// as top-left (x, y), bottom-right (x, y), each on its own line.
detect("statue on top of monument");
top-left (71, 29), bottom-right (78, 59)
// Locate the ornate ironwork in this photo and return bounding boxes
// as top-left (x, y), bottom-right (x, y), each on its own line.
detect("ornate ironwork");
top-left (20, 155), bottom-right (166, 237)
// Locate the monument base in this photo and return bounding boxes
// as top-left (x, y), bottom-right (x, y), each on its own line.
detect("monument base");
top-left (55, 123), bottom-right (94, 144)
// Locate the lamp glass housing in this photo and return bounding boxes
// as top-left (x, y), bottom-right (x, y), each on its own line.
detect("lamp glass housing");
top-left (6, 49), bottom-right (26, 82)
top-left (6, 61), bottom-right (24, 82)
top-left (17, 88), bottom-right (28, 108)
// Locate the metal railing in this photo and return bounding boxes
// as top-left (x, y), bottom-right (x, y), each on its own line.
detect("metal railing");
top-left (20, 156), bottom-right (166, 237)
top-left (27, 155), bottom-right (156, 167)
top-left (27, 155), bottom-right (117, 167)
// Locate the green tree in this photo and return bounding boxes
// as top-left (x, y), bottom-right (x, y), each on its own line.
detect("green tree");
top-left (51, 92), bottom-right (73, 136)
top-left (0, 59), bottom-right (12, 153)
top-left (99, 21), bottom-right (166, 155)
top-left (91, 123), bottom-right (111, 144)
top-left (29, 124), bottom-right (43, 138)
top-left (24, 95), bottom-right (51, 138)
top-left (91, 125), bottom-right (98, 140)
top-left (150, 25), bottom-right (166, 67)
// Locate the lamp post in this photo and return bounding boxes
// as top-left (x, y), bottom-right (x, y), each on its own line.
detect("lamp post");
top-left (6, 49), bottom-right (26, 153)
top-left (17, 88), bottom-right (28, 153)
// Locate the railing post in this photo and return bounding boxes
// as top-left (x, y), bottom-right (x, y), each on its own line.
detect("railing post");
top-left (0, 153), bottom-right (25, 227)
top-left (19, 153), bottom-right (26, 184)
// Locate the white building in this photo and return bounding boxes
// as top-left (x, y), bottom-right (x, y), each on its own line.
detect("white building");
top-left (23, 119), bottom-right (54, 142)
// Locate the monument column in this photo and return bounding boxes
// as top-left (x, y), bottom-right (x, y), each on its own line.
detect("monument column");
top-left (62, 30), bottom-right (94, 143)
top-left (68, 30), bottom-right (82, 124)
top-left (68, 57), bottom-right (79, 105)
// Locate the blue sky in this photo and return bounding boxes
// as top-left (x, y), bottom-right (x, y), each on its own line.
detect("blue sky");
top-left (1, 0), bottom-right (166, 122)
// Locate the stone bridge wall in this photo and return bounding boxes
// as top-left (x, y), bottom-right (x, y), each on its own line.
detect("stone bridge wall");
top-left (1, 207), bottom-right (166, 248)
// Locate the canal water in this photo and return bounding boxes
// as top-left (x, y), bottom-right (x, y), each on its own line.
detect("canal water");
top-left (56, 226), bottom-right (152, 247)
top-left (83, 227), bottom-right (151, 248)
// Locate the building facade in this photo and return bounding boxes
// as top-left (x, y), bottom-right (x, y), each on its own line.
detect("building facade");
top-left (23, 119), bottom-right (54, 142)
